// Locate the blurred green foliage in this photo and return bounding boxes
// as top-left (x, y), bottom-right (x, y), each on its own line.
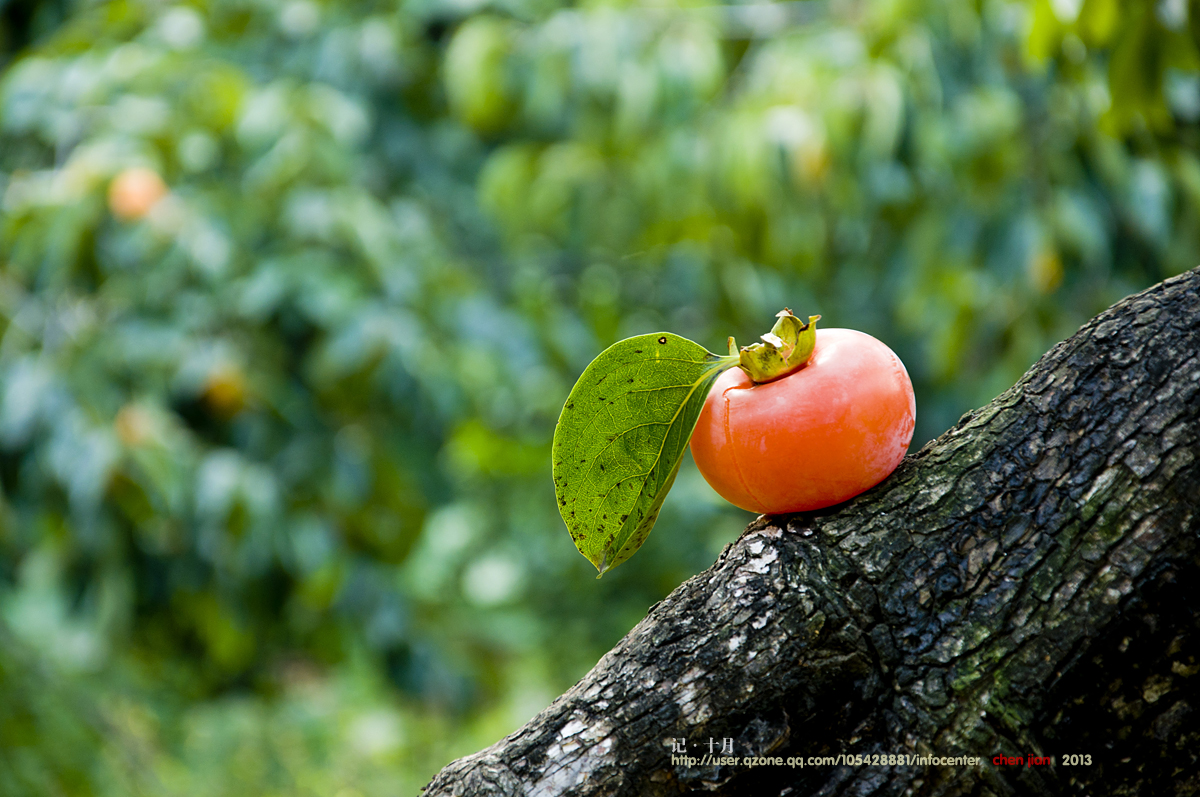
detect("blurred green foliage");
top-left (0, 0), bottom-right (1195, 791)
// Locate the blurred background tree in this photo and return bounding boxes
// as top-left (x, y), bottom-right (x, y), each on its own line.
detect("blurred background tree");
top-left (0, 0), bottom-right (1194, 792)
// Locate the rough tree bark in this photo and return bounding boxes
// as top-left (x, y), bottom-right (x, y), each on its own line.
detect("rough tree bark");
top-left (423, 268), bottom-right (1200, 797)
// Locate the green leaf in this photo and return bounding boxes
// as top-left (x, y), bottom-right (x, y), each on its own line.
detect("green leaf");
top-left (552, 332), bottom-right (736, 577)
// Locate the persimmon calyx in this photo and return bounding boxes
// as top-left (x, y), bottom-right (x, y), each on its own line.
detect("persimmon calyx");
top-left (732, 309), bottom-right (821, 383)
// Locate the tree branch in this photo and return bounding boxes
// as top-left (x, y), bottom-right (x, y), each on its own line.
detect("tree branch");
top-left (423, 267), bottom-right (1200, 796)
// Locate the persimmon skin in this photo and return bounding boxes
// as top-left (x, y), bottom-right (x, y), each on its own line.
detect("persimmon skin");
top-left (690, 328), bottom-right (915, 514)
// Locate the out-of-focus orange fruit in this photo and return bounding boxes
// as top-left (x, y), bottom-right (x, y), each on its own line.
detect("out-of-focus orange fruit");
top-left (108, 167), bottom-right (169, 221)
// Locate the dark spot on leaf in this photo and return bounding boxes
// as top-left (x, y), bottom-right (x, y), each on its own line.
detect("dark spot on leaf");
top-left (599, 464), bottom-right (605, 471)
top-left (628, 378), bottom-right (634, 383)
top-left (634, 350), bottom-right (642, 354)
top-left (566, 403), bottom-right (574, 409)
top-left (620, 514), bottom-right (628, 522)
top-left (658, 336), bottom-right (667, 344)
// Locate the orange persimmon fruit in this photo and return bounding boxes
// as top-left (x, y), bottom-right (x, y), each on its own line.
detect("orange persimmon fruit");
top-left (690, 326), bottom-right (915, 514)
top-left (108, 167), bottom-right (168, 221)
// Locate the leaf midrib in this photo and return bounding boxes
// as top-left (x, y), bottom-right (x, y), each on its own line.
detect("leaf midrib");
top-left (565, 355), bottom-right (724, 460)
top-left (563, 357), bottom-right (702, 491)
top-left (585, 358), bottom-right (725, 550)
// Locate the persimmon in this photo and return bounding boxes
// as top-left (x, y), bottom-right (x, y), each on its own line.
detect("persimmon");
top-left (689, 313), bottom-right (915, 514)
top-left (108, 166), bottom-right (168, 221)
top-left (554, 309), bottom-right (915, 574)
